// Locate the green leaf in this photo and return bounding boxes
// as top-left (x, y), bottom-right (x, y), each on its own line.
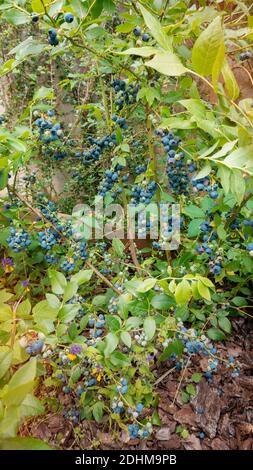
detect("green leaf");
top-left (33, 300), bottom-right (59, 323)
top-left (63, 282), bottom-right (78, 303)
top-left (2, 359), bottom-right (37, 406)
top-left (48, 270), bottom-right (67, 295)
top-left (109, 351), bottom-right (130, 368)
top-left (222, 60), bottom-right (240, 100)
top-left (192, 16), bottom-right (224, 76)
top-left (193, 163), bottom-right (212, 180)
top-left (0, 437), bottom-right (52, 450)
top-left (217, 166), bottom-right (231, 194)
top-left (19, 394), bottom-right (44, 419)
top-left (120, 331), bottom-right (132, 348)
top-left (91, 0), bottom-right (104, 18)
top-left (151, 294), bottom-right (173, 310)
top-left (207, 328), bottom-right (226, 341)
top-left (68, 322), bottom-right (78, 341)
top-left (231, 296), bottom-right (246, 307)
top-left (0, 290), bottom-right (13, 303)
top-left (9, 37), bottom-right (46, 60)
top-left (112, 239), bottom-right (125, 257)
top-left (104, 333), bottom-right (119, 358)
top-left (119, 46), bottom-right (158, 57)
top-left (4, 9), bottom-right (29, 26)
top-left (230, 169), bottom-right (246, 204)
top-left (0, 351), bottom-right (13, 379)
top-left (212, 40), bottom-right (225, 89)
top-left (181, 391), bottom-right (190, 403)
top-left (143, 317), bottom-right (156, 340)
top-left (0, 303), bottom-right (12, 321)
top-left (58, 304), bottom-right (80, 323)
top-left (45, 294), bottom-right (61, 309)
top-left (92, 295), bottom-right (107, 307)
top-left (191, 373), bottom-right (202, 383)
top-left (187, 218), bottom-right (204, 237)
top-left (16, 299), bottom-right (31, 318)
top-left (197, 280), bottom-right (211, 300)
top-left (175, 279), bottom-right (191, 304)
top-left (92, 402), bottom-right (104, 423)
top-left (186, 384), bottom-right (196, 396)
top-left (31, 0), bottom-right (45, 13)
top-left (183, 205), bottom-right (205, 219)
top-left (0, 169), bottom-right (9, 190)
top-left (33, 86), bottom-right (54, 102)
top-left (217, 224), bottom-right (227, 240)
top-left (71, 269), bottom-right (93, 285)
top-left (139, 4), bottom-right (172, 50)
top-left (106, 315), bottom-right (121, 331)
top-left (218, 317), bottom-right (231, 334)
top-left (146, 52), bottom-right (187, 76)
top-left (125, 317), bottom-right (141, 330)
top-left (223, 145), bottom-right (253, 170)
top-left (159, 339), bottom-right (184, 362)
top-left (137, 278), bottom-right (157, 293)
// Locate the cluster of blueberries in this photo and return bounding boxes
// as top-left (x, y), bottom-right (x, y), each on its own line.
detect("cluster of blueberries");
top-left (192, 176), bottom-right (219, 199)
top-left (157, 129), bottom-right (192, 194)
top-left (135, 164), bottom-right (147, 175)
top-left (134, 332), bottom-right (148, 347)
top-left (158, 129), bottom-right (220, 198)
top-left (165, 322), bottom-right (240, 380)
top-left (133, 26), bottom-right (150, 43)
top-left (112, 114), bottom-right (128, 130)
top-left (62, 408), bottom-right (80, 424)
top-left (86, 314), bottom-right (106, 346)
top-left (108, 296), bottom-right (118, 314)
top-left (25, 339), bottom-right (44, 355)
top-left (47, 13), bottom-right (74, 46)
top-left (83, 133), bottom-right (117, 163)
top-left (195, 212), bottom-right (223, 275)
top-left (98, 164), bottom-right (124, 197)
top-left (111, 79), bottom-right (140, 110)
top-left (100, 252), bottom-right (113, 275)
top-left (152, 213), bottom-right (182, 250)
top-left (60, 257), bottom-right (77, 273)
top-left (0, 115), bottom-right (5, 125)
top-left (33, 111), bottom-right (64, 144)
top-left (38, 227), bottom-right (59, 251)
top-left (48, 28), bottom-right (59, 46)
top-left (7, 227), bottom-right (32, 253)
top-left (128, 422), bottom-right (153, 439)
top-left (42, 146), bottom-right (67, 161)
top-left (23, 171), bottom-right (36, 187)
top-left (130, 181), bottom-right (157, 205)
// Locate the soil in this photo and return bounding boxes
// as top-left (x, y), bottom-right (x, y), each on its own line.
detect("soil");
top-left (21, 317), bottom-right (253, 450)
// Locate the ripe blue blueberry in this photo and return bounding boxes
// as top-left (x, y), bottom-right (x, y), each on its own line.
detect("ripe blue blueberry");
top-left (142, 33), bottom-right (150, 42)
top-left (133, 26), bottom-right (141, 36)
top-left (64, 12), bottom-right (74, 23)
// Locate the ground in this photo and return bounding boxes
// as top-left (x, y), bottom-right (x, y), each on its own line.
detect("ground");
top-left (21, 318), bottom-right (253, 450)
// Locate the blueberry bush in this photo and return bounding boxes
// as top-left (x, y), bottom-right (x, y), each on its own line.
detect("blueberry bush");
top-left (0, 0), bottom-right (252, 450)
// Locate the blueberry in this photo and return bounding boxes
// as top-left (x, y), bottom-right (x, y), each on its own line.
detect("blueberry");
top-left (210, 190), bottom-right (218, 199)
top-left (133, 26), bottom-right (141, 37)
top-left (136, 403), bottom-right (144, 413)
top-left (31, 13), bottom-right (39, 23)
top-left (48, 28), bottom-right (57, 37)
top-left (64, 12), bottom-right (74, 23)
top-left (142, 33), bottom-right (150, 42)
